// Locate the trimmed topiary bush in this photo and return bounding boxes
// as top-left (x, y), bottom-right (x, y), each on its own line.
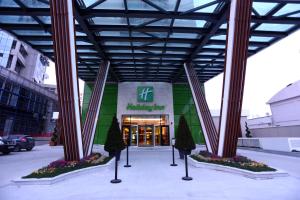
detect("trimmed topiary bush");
top-left (175, 115), bottom-right (196, 180)
top-left (175, 115), bottom-right (196, 155)
top-left (104, 116), bottom-right (125, 161)
top-left (245, 122), bottom-right (252, 138)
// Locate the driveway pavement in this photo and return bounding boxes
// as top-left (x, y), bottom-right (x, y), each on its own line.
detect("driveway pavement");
top-left (0, 145), bottom-right (299, 200)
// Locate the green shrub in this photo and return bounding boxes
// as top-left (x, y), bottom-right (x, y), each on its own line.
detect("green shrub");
top-left (175, 115), bottom-right (196, 152)
top-left (104, 116), bottom-right (125, 153)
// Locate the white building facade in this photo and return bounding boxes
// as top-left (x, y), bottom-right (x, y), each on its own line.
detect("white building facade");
top-left (0, 30), bottom-right (49, 83)
top-left (247, 80), bottom-right (300, 138)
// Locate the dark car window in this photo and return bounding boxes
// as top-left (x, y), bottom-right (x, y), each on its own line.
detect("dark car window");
top-left (8, 135), bottom-right (26, 139)
top-left (8, 135), bottom-right (19, 139)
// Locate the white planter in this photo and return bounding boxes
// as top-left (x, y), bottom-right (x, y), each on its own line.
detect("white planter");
top-left (259, 137), bottom-right (300, 152)
top-left (188, 156), bottom-right (288, 180)
top-left (13, 157), bottom-right (114, 185)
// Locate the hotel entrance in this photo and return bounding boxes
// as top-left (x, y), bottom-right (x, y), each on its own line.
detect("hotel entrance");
top-left (122, 115), bottom-right (170, 147)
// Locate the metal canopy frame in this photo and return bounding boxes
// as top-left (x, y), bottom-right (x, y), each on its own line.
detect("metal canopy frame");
top-left (0, 0), bottom-right (299, 83)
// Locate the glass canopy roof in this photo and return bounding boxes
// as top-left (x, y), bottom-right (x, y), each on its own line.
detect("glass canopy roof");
top-left (0, 0), bottom-right (299, 83)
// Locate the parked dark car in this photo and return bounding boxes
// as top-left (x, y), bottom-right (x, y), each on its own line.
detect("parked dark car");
top-left (5, 135), bottom-right (35, 151)
top-left (0, 136), bottom-right (15, 154)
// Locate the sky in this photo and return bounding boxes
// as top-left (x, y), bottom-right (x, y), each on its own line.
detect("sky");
top-left (44, 30), bottom-right (300, 119)
top-left (204, 30), bottom-right (300, 118)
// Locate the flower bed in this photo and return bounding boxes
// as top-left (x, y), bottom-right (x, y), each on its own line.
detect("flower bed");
top-left (190, 151), bottom-right (276, 172)
top-left (23, 153), bottom-right (111, 179)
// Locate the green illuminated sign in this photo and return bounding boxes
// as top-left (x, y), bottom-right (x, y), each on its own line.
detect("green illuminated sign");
top-left (137, 86), bottom-right (153, 102)
top-left (128, 86), bottom-right (164, 111)
top-left (127, 103), bottom-right (165, 112)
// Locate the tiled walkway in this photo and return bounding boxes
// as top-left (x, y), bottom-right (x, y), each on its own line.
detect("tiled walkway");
top-left (0, 145), bottom-right (299, 200)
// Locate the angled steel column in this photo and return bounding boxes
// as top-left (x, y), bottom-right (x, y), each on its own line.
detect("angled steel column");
top-left (218, 0), bottom-right (253, 157)
top-left (50, 0), bottom-right (83, 160)
top-left (82, 61), bottom-right (110, 156)
top-left (184, 63), bottom-right (218, 154)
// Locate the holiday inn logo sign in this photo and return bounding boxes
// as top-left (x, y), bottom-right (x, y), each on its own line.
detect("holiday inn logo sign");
top-left (137, 86), bottom-right (153, 102)
top-left (126, 104), bottom-right (165, 112)
top-left (126, 86), bottom-right (165, 112)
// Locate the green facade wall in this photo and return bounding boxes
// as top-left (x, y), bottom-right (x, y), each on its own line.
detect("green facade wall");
top-left (82, 83), bottom-right (118, 144)
top-left (173, 84), bottom-right (204, 144)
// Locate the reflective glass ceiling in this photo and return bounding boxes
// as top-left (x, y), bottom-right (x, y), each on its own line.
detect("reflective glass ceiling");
top-left (0, 0), bottom-right (299, 83)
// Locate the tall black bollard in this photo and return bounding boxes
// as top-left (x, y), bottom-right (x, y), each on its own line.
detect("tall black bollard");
top-left (170, 144), bottom-right (177, 166)
top-left (124, 144), bottom-right (131, 167)
top-left (111, 155), bottom-right (122, 183)
top-left (182, 153), bottom-right (192, 181)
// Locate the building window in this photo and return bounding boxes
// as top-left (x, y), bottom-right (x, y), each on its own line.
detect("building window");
top-left (9, 94), bottom-right (18, 107)
top-left (19, 45), bottom-right (28, 58)
top-left (9, 85), bottom-right (19, 107)
top-left (28, 92), bottom-right (36, 112)
top-left (17, 87), bottom-right (30, 111)
top-left (40, 55), bottom-right (49, 66)
top-left (6, 55), bottom-right (13, 69)
top-left (0, 53), bottom-right (3, 57)
top-left (0, 82), bottom-right (12, 105)
top-left (0, 78), bottom-right (4, 99)
top-left (0, 78), bottom-right (3, 89)
top-left (11, 40), bottom-right (17, 49)
top-left (15, 60), bottom-right (25, 74)
top-left (34, 95), bottom-right (41, 113)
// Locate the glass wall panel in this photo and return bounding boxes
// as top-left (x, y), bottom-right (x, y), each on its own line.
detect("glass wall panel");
top-left (0, 16), bottom-right (38, 24)
top-left (256, 24), bottom-right (294, 32)
top-left (252, 2), bottom-right (278, 16)
top-left (1, 82), bottom-right (11, 105)
top-left (274, 4), bottom-right (300, 16)
top-left (128, 0), bottom-right (177, 11)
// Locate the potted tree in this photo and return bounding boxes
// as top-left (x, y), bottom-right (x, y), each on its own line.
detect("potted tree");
top-left (104, 116), bottom-right (125, 161)
top-left (175, 115), bottom-right (196, 181)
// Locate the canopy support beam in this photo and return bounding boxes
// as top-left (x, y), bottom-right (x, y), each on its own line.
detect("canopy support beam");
top-left (82, 61), bottom-right (110, 156)
top-left (50, 0), bottom-right (83, 161)
top-left (184, 62), bottom-right (218, 154)
top-left (218, 0), bottom-right (253, 157)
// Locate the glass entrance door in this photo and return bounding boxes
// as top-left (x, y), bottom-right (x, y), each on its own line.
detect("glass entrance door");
top-left (138, 125), bottom-right (153, 146)
top-left (131, 125), bottom-right (138, 146)
top-left (154, 125), bottom-right (170, 146)
top-left (161, 125), bottom-right (170, 146)
top-left (122, 125), bottom-right (138, 146)
top-left (122, 125), bottom-right (130, 145)
top-left (154, 125), bottom-right (161, 146)
top-left (122, 115), bottom-right (170, 146)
